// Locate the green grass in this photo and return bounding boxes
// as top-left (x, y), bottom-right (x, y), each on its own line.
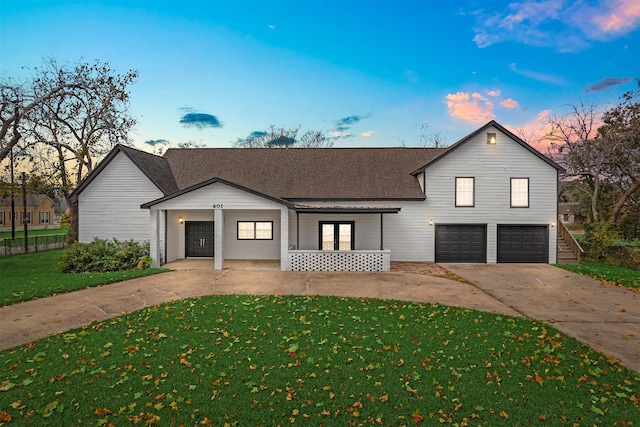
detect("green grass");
top-left (0, 295), bottom-right (637, 425)
top-left (0, 227), bottom-right (68, 239)
top-left (556, 261), bottom-right (640, 291)
top-left (0, 250), bottom-right (168, 306)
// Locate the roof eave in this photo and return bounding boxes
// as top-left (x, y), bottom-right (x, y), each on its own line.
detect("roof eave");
top-left (141, 177), bottom-right (294, 209)
top-left (411, 120), bottom-right (565, 174)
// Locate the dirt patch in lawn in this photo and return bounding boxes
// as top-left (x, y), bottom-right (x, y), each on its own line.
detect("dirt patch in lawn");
top-left (390, 262), bottom-right (468, 282)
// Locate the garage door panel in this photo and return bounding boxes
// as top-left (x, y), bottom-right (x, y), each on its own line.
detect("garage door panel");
top-left (497, 225), bottom-right (547, 263)
top-left (435, 225), bottom-right (486, 263)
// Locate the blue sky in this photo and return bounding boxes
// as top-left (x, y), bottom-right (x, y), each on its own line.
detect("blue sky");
top-left (1, 0), bottom-right (639, 151)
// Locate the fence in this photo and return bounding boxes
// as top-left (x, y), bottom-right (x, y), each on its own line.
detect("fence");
top-left (0, 234), bottom-right (67, 256)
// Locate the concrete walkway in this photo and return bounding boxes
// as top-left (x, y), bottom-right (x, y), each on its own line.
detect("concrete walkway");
top-left (1, 261), bottom-right (638, 372)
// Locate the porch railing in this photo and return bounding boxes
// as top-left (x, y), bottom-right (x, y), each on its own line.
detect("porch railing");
top-left (558, 221), bottom-right (584, 263)
top-left (289, 250), bottom-right (391, 271)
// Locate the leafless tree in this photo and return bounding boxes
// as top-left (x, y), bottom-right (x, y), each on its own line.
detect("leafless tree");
top-left (1, 59), bottom-right (138, 241)
top-left (234, 125), bottom-right (333, 148)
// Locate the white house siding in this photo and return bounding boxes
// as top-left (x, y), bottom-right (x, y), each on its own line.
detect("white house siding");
top-left (78, 152), bottom-right (163, 243)
top-left (292, 201), bottom-right (428, 261)
top-left (150, 182), bottom-right (287, 263)
top-left (223, 210), bottom-right (281, 259)
top-left (295, 213), bottom-right (382, 251)
top-left (422, 126), bottom-right (558, 263)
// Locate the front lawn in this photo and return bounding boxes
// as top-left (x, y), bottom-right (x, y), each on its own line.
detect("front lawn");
top-left (0, 250), bottom-right (168, 306)
top-left (0, 227), bottom-right (68, 239)
top-left (557, 261), bottom-right (640, 291)
top-left (0, 295), bottom-right (637, 425)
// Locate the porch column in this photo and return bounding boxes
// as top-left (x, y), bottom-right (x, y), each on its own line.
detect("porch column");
top-left (149, 208), bottom-right (160, 268)
top-left (214, 208), bottom-right (224, 270)
top-left (280, 207), bottom-right (289, 271)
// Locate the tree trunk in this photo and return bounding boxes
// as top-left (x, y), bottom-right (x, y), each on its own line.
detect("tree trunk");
top-left (611, 178), bottom-right (640, 223)
top-left (591, 178), bottom-right (600, 222)
top-left (67, 198), bottom-right (79, 245)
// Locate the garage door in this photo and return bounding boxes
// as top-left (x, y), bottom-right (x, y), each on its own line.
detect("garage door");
top-left (497, 225), bottom-right (547, 263)
top-left (435, 224), bottom-right (486, 263)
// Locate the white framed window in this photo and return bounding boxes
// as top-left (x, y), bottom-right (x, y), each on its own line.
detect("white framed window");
top-left (455, 177), bottom-right (475, 207)
top-left (0, 211), bottom-right (4, 225)
top-left (237, 221), bottom-right (273, 240)
top-left (511, 178), bottom-right (529, 208)
top-left (21, 211), bottom-right (32, 225)
top-left (40, 211), bottom-right (50, 224)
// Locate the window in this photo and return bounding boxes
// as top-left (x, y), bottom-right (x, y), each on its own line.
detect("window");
top-left (237, 221), bottom-right (273, 240)
top-left (40, 211), bottom-right (50, 224)
top-left (563, 213), bottom-right (569, 222)
top-left (511, 178), bottom-right (529, 207)
top-left (20, 211), bottom-right (32, 225)
top-left (0, 212), bottom-right (4, 225)
top-left (455, 177), bottom-right (474, 207)
top-left (319, 221), bottom-right (354, 250)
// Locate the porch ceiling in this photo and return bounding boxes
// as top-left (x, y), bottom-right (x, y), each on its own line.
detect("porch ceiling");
top-left (293, 206), bottom-right (401, 214)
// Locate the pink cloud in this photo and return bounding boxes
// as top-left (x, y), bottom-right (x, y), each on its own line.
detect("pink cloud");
top-left (590, 0), bottom-right (640, 35)
top-left (361, 131), bottom-right (374, 138)
top-left (487, 90), bottom-right (501, 97)
top-left (500, 98), bottom-right (519, 109)
top-left (445, 92), bottom-right (495, 124)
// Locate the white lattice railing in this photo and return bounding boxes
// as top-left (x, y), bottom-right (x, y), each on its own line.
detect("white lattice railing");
top-left (288, 250), bottom-right (391, 271)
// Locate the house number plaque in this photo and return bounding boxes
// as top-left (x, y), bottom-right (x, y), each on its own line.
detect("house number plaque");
top-left (212, 204), bottom-right (224, 209)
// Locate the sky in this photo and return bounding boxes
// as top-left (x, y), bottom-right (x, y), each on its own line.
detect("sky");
top-left (1, 0), bottom-right (639, 152)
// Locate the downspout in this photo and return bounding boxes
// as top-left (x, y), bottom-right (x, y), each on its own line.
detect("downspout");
top-left (380, 213), bottom-right (384, 250)
top-left (164, 210), bottom-right (167, 265)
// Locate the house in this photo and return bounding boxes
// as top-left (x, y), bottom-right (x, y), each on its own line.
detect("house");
top-left (558, 202), bottom-right (585, 226)
top-left (71, 121), bottom-right (564, 271)
top-left (0, 194), bottom-right (56, 232)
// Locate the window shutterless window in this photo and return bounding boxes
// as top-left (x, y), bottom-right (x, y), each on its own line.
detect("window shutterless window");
top-left (21, 211), bottom-right (32, 224)
top-left (511, 178), bottom-right (529, 207)
top-left (319, 221), bottom-right (354, 250)
top-left (0, 211), bottom-right (4, 225)
top-left (455, 177), bottom-right (474, 207)
top-left (40, 211), bottom-right (50, 224)
top-left (237, 221), bottom-right (273, 240)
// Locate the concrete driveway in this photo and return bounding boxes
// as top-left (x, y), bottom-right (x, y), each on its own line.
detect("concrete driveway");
top-left (1, 261), bottom-right (638, 372)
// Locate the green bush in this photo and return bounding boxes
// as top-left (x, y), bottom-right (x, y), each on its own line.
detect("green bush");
top-left (56, 238), bottom-right (151, 273)
top-left (603, 245), bottom-right (640, 271)
top-left (583, 220), bottom-right (619, 261)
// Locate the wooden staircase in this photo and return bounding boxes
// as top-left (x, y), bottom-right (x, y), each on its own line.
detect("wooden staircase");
top-left (557, 221), bottom-right (583, 265)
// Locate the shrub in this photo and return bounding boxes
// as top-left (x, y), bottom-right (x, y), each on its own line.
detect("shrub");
top-left (583, 221), bottom-right (619, 261)
top-left (57, 238), bottom-right (151, 273)
top-left (603, 245), bottom-right (640, 271)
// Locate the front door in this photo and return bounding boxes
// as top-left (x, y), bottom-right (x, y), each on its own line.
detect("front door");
top-left (185, 221), bottom-right (214, 257)
top-left (319, 221), bottom-right (354, 250)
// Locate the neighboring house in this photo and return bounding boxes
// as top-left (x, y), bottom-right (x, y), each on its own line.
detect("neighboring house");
top-left (0, 194), bottom-right (56, 231)
top-left (558, 202), bottom-right (585, 226)
top-left (53, 195), bottom-right (70, 228)
top-left (71, 121), bottom-right (564, 271)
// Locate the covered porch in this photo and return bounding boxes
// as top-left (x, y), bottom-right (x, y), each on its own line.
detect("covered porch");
top-left (286, 206), bottom-right (400, 271)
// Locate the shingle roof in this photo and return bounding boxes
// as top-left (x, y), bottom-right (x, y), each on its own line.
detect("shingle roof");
top-left (72, 145), bottom-right (178, 199)
top-left (0, 194), bottom-right (52, 207)
top-left (118, 146), bottom-right (179, 195)
top-left (163, 148), bottom-right (447, 200)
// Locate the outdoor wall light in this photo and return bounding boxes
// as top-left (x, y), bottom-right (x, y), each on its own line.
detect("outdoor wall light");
top-left (487, 133), bottom-right (497, 144)
top-left (178, 217), bottom-right (184, 224)
top-left (429, 219), bottom-right (434, 226)
top-left (551, 221), bottom-right (556, 228)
